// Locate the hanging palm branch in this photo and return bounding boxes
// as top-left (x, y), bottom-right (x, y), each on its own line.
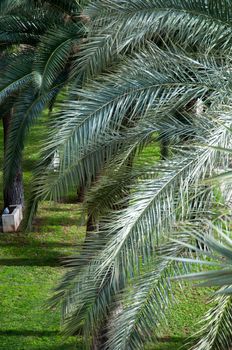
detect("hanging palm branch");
top-left (33, 22), bottom-right (86, 92)
top-left (44, 105), bottom-right (232, 349)
top-left (26, 49), bottom-right (230, 224)
top-left (0, 0), bottom-right (87, 198)
top-left (16, 1), bottom-right (232, 349)
top-left (169, 221), bottom-right (232, 350)
top-left (74, 0), bottom-right (232, 79)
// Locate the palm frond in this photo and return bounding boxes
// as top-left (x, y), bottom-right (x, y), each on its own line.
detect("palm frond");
top-left (50, 107), bottom-right (232, 349)
top-left (26, 51), bottom-right (226, 224)
top-left (190, 293), bottom-right (232, 350)
top-left (0, 52), bottom-right (36, 104)
top-left (49, 116), bottom-right (231, 335)
top-left (106, 235), bottom-right (191, 350)
top-left (172, 223), bottom-right (232, 290)
top-left (0, 15), bottom-right (50, 44)
top-left (51, 233), bottom-right (191, 348)
top-left (168, 220), bottom-right (232, 349)
top-left (34, 22), bottom-right (85, 92)
top-left (78, 0), bottom-right (232, 78)
top-left (0, 0), bottom-right (81, 15)
top-left (4, 85), bottom-right (60, 185)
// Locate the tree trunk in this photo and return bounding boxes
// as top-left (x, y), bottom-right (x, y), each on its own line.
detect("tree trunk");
top-left (91, 301), bottom-right (124, 350)
top-left (160, 138), bottom-right (169, 160)
top-left (2, 110), bottom-right (24, 209)
top-left (91, 320), bottom-right (108, 350)
top-left (91, 333), bottom-right (106, 350)
top-left (86, 213), bottom-right (95, 232)
top-left (77, 185), bottom-right (85, 203)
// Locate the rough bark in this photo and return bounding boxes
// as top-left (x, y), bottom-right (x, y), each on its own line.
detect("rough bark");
top-left (91, 328), bottom-right (107, 350)
top-left (77, 185), bottom-right (85, 203)
top-left (2, 110), bottom-right (24, 209)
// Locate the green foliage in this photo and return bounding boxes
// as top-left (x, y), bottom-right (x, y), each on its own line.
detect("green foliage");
top-left (0, 121), bottom-right (211, 350)
top-left (172, 224), bottom-right (232, 350)
top-left (3, 1), bottom-right (232, 350)
top-left (0, 119), bottom-right (85, 350)
top-left (34, 1), bottom-right (232, 349)
top-left (0, 0), bottom-right (87, 194)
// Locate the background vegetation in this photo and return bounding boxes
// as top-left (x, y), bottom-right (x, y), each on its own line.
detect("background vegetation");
top-left (0, 119), bottom-right (210, 350)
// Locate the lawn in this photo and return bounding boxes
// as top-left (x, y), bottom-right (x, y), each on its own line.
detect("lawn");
top-left (0, 117), bottom-right (211, 350)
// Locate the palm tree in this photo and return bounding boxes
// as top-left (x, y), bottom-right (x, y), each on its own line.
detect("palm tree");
top-left (0, 0), bottom-right (87, 208)
top-left (44, 109), bottom-right (231, 346)
top-left (24, 0), bottom-right (232, 349)
top-left (31, 57), bottom-right (232, 349)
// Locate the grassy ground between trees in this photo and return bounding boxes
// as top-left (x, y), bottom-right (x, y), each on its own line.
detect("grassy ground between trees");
top-left (0, 120), bottom-right (211, 350)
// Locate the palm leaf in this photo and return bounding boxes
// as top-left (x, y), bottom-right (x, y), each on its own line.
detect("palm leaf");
top-left (106, 235), bottom-right (191, 350)
top-left (34, 22), bottom-right (86, 92)
top-left (0, 52), bottom-right (36, 104)
top-left (4, 85), bottom-right (60, 185)
top-left (190, 293), bottom-right (232, 350)
top-left (77, 0), bottom-right (232, 79)
top-left (26, 50), bottom-right (225, 223)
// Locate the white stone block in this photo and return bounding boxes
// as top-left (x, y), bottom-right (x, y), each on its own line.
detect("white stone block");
top-left (2, 205), bottom-right (23, 233)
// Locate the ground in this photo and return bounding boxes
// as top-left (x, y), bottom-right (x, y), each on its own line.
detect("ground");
top-left (0, 119), bottom-right (211, 350)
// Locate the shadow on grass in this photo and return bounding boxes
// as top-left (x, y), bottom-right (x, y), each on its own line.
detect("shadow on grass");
top-left (0, 237), bottom-right (79, 265)
top-left (28, 337), bottom-right (83, 350)
top-left (0, 329), bottom-right (80, 350)
top-left (46, 207), bottom-right (81, 213)
top-left (147, 336), bottom-right (189, 350)
top-left (33, 216), bottom-right (84, 227)
top-left (0, 241), bottom-right (77, 248)
top-left (0, 330), bottom-right (59, 337)
top-left (158, 336), bottom-right (188, 342)
top-left (0, 258), bottom-right (61, 267)
top-left (31, 344), bottom-right (79, 350)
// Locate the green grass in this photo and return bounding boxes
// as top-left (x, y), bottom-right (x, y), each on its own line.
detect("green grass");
top-left (147, 286), bottom-right (211, 349)
top-left (0, 119), bottom-right (212, 350)
top-left (0, 118), bottom-right (85, 350)
top-left (0, 203), bottom-right (85, 350)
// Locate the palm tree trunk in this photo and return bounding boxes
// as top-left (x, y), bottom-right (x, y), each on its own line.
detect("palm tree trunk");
top-left (2, 110), bottom-right (24, 208)
top-left (91, 301), bottom-right (124, 349)
top-left (77, 185), bottom-right (85, 203)
top-left (160, 138), bottom-right (169, 160)
top-left (90, 154), bottom-right (134, 349)
top-left (91, 328), bottom-right (107, 350)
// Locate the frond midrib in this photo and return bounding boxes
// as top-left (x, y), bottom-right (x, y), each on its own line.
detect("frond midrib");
top-left (0, 72), bottom-right (33, 101)
top-left (105, 156), bottom-right (200, 265)
top-left (122, 260), bottom-right (171, 349)
top-left (40, 37), bottom-right (74, 90)
top-left (99, 4), bottom-right (232, 30)
top-left (50, 80), bottom-right (212, 151)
